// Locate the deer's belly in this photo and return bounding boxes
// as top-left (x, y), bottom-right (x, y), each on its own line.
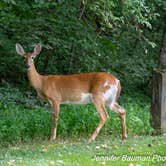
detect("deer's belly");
top-left (61, 93), bottom-right (92, 105)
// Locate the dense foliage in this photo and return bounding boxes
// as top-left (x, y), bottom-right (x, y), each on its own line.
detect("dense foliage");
top-left (0, 0), bottom-right (166, 93)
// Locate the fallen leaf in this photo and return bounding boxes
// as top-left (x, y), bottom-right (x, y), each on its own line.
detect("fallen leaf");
top-left (128, 147), bottom-right (135, 152)
top-left (128, 162), bottom-right (134, 166)
top-left (42, 146), bottom-right (48, 152)
top-left (50, 161), bottom-right (55, 165)
top-left (56, 160), bottom-right (63, 164)
top-left (162, 132), bottom-right (166, 136)
top-left (86, 145), bottom-right (90, 149)
top-left (10, 147), bottom-right (19, 150)
top-left (8, 160), bottom-right (15, 166)
top-left (133, 135), bottom-right (139, 139)
top-left (101, 144), bottom-right (108, 148)
top-left (95, 146), bottom-right (100, 149)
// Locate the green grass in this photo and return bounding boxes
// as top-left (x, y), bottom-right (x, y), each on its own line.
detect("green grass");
top-left (0, 85), bottom-right (165, 165)
top-left (0, 136), bottom-right (165, 166)
top-left (0, 85), bottom-right (154, 146)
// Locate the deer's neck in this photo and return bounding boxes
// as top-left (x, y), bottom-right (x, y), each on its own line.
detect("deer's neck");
top-left (27, 64), bottom-right (42, 91)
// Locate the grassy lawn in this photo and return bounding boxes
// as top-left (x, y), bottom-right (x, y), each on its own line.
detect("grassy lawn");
top-left (0, 136), bottom-right (166, 166)
top-left (0, 86), bottom-right (166, 165)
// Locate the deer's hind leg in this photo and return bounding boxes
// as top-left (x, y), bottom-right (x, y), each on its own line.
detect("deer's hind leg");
top-left (88, 94), bottom-right (109, 141)
top-left (109, 102), bottom-right (127, 140)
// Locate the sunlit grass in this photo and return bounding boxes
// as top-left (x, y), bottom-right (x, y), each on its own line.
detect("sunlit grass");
top-left (0, 136), bottom-right (165, 166)
top-left (0, 86), bottom-right (164, 165)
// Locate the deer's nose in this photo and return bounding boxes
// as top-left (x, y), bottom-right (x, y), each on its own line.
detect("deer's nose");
top-left (25, 63), bottom-right (30, 69)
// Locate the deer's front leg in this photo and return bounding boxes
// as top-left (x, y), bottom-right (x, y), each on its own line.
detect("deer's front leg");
top-left (50, 102), bottom-right (60, 142)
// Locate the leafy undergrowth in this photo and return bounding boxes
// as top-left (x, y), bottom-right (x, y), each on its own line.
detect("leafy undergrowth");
top-left (0, 85), bottom-right (154, 146)
top-left (0, 136), bottom-right (165, 166)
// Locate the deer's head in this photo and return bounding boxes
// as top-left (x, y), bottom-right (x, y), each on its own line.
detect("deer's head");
top-left (16, 44), bottom-right (42, 70)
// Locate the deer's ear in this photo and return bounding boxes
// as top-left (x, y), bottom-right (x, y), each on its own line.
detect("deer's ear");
top-left (16, 43), bottom-right (25, 56)
top-left (32, 44), bottom-right (42, 58)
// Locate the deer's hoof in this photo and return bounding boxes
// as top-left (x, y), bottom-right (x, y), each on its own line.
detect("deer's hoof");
top-left (88, 137), bottom-right (95, 142)
top-left (122, 134), bottom-right (127, 141)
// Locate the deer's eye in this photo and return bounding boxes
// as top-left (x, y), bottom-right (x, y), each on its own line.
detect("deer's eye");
top-left (31, 56), bottom-right (34, 59)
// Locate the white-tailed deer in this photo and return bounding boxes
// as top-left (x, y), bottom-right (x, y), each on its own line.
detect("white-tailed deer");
top-left (16, 43), bottom-right (127, 142)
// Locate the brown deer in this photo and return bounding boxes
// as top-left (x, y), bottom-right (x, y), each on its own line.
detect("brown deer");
top-left (16, 43), bottom-right (127, 142)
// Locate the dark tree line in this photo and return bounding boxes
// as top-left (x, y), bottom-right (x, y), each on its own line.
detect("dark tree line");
top-left (0, 0), bottom-right (166, 94)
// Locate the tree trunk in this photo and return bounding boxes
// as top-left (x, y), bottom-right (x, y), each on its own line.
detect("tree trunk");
top-left (159, 24), bottom-right (166, 70)
top-left (151, 27), bottom-right (166, 133)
